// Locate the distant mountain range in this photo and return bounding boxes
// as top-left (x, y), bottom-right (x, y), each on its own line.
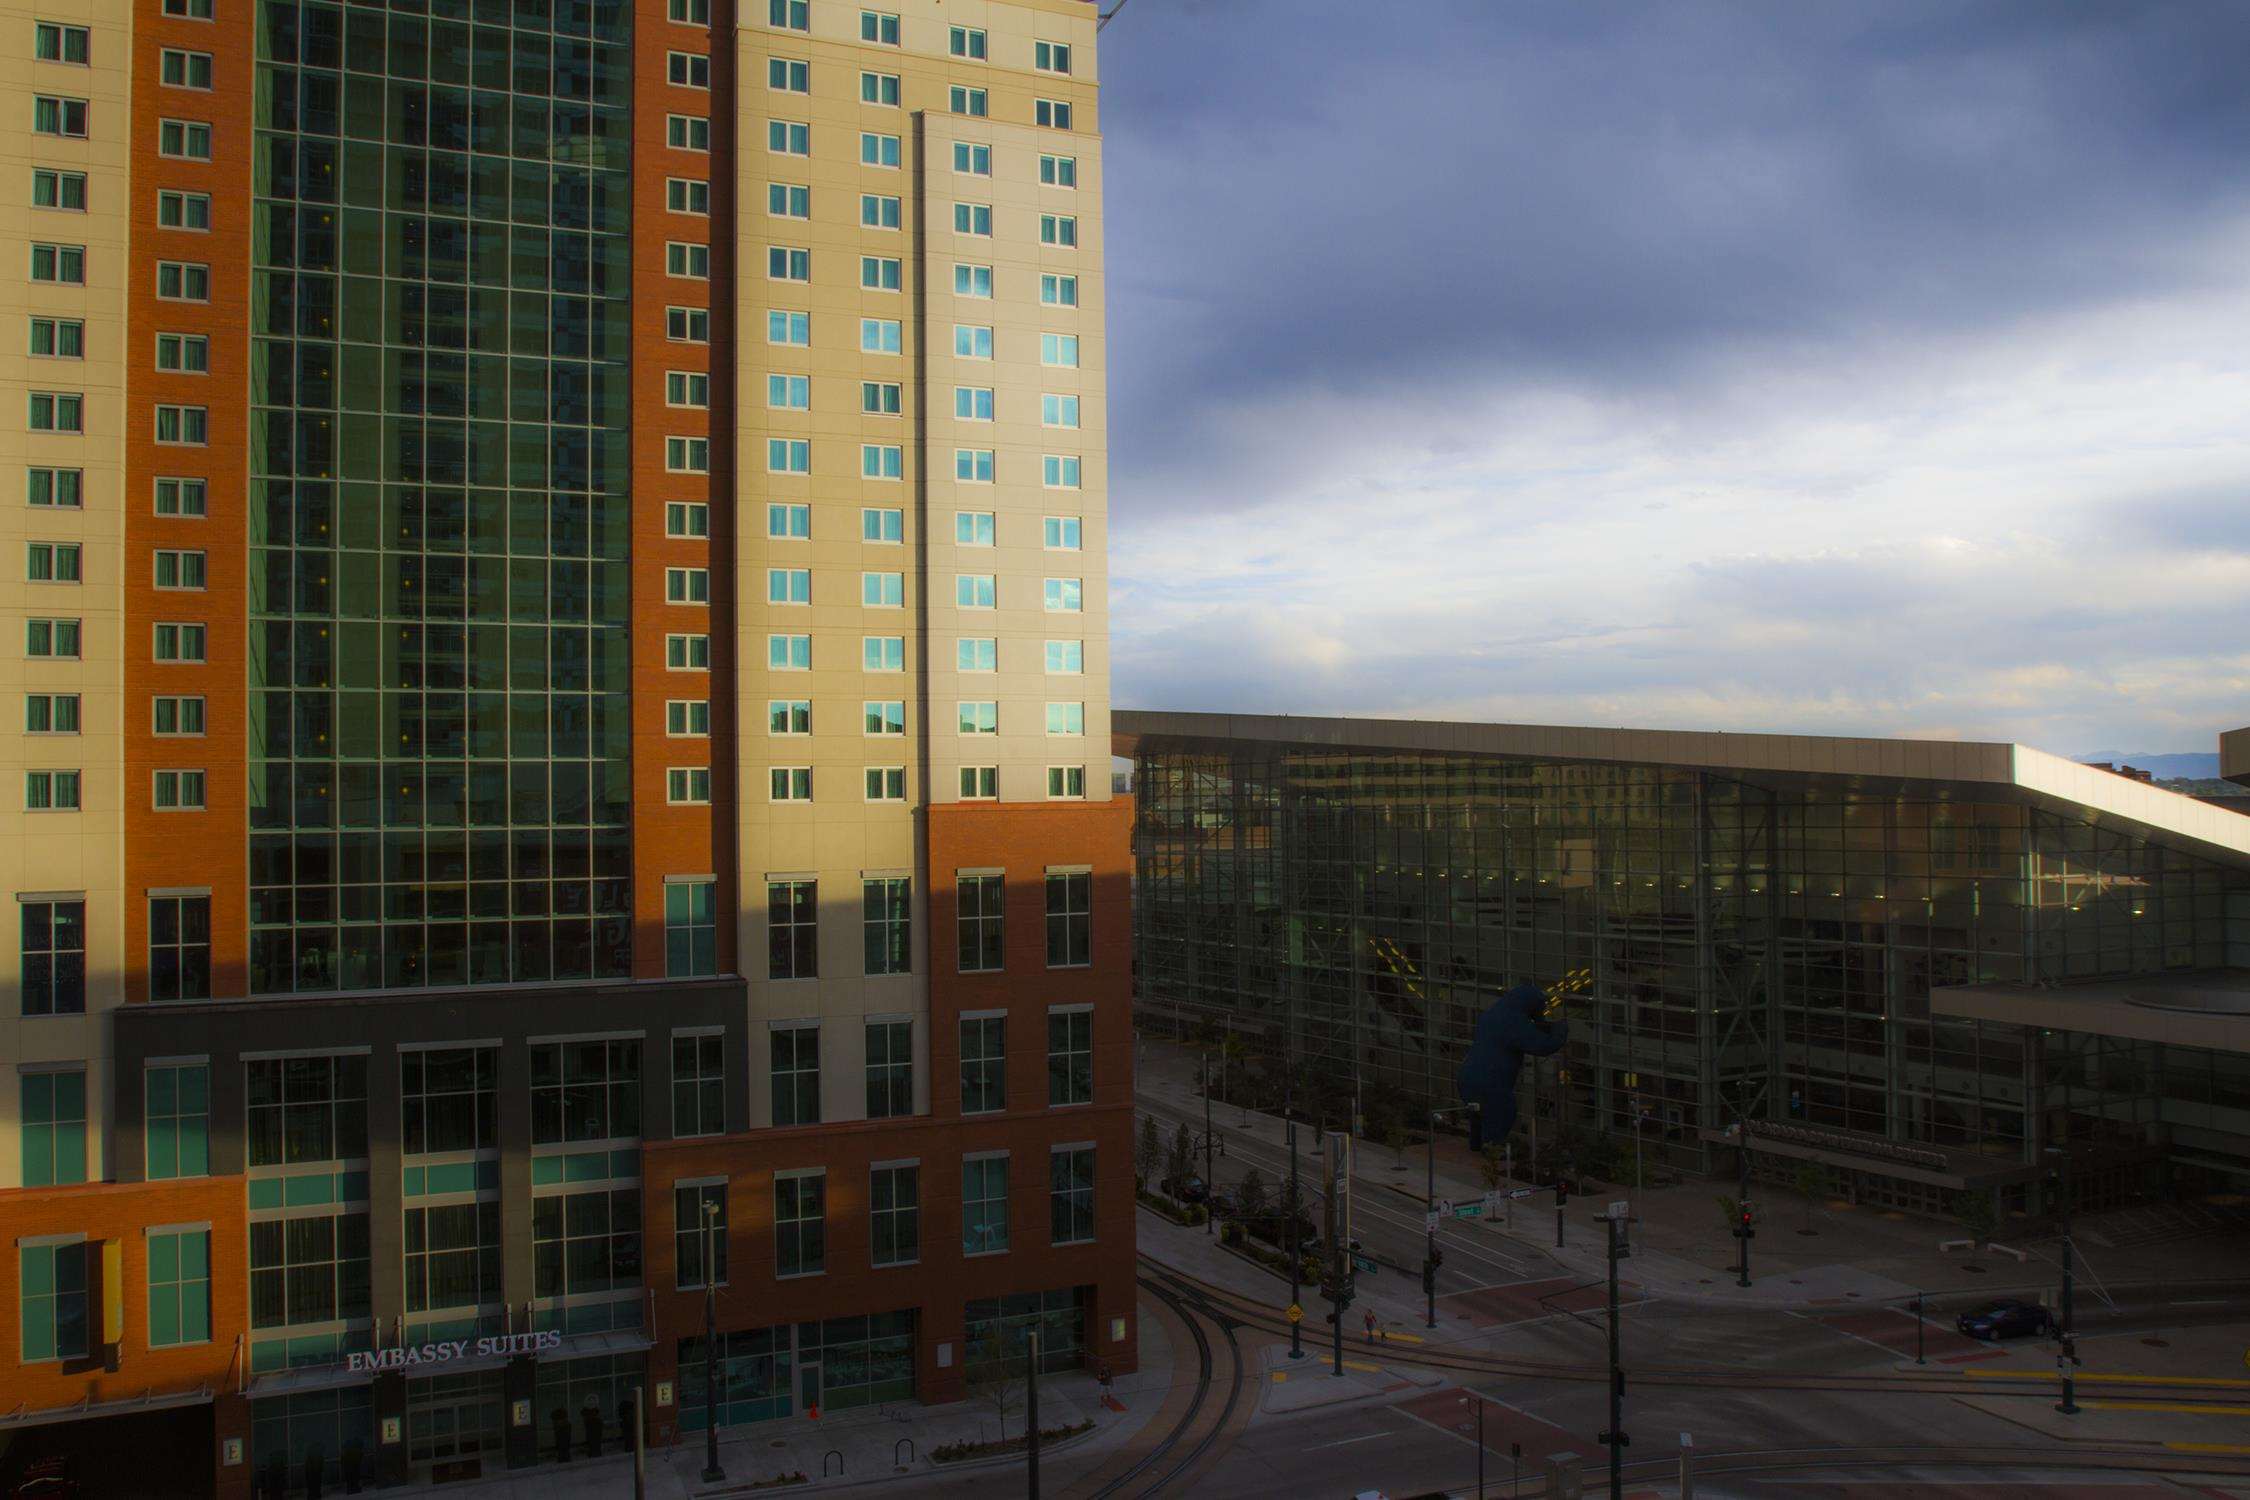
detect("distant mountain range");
top-left (2074, 751), bottom-right (2220, 780)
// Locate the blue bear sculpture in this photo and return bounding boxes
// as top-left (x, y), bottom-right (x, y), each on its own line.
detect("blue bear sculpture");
top-left (1455, 982), bottom-right (1569, 1150)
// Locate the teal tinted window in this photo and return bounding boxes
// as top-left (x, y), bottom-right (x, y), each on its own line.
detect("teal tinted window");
top-left (21, 1069), bottom-right (86, 1186)
top-left (149, 1230), bottom-right (213, 1347)
top-left (147, 1062), bottom-right (212, 1179)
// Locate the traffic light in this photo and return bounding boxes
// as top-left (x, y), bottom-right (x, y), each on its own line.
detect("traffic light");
top-left (1421, 1259), bottom-right (1436, 1296)
top-left (1554, 1183), bottom-right (1569, 1209)
top-left (1431, 1247), bottom-right (1444, 1269)
top-left (1734, 1203), bottom-right (1755, 1240)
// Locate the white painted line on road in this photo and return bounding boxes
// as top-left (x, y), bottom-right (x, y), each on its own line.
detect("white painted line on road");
top-left (1304, 1432), bottom-right (1391, 1450)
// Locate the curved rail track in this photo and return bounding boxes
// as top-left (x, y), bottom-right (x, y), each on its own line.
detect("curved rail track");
top-left (1079, 1271), bottom-right (1249, 1499)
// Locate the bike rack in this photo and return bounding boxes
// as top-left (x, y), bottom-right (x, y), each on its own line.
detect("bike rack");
top-left (894, 1437), bottom-right (915, 1465)
top-left (823, 1449), bottom-right (844, 1477)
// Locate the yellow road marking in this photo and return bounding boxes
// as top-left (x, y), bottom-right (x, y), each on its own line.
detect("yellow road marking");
top-left (2167, 1442), bottom-right (2250, 1454)
top-left (1374, 1332), bottom-right (1426, 1344)
top-left (2085, 1399), bottom-right (2250, 1416)
top-left (1271, 1359), bottom-right (1386, 1380)
top-left (1964, 1368), bottom-right (2250, 1388)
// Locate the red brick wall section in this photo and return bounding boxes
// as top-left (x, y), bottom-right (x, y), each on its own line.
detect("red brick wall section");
top-left (123, 0), bottom-right (257, 1000)
top-left (0, 1177), bottom-right (250, 1492)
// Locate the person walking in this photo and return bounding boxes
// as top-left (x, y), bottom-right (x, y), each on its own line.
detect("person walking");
top-left (1363, 1308), bottom-right (1377, 1345)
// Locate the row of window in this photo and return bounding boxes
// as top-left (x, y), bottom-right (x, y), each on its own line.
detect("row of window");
top-left (760, 506), bottom-right (1082, 552)
top-left (674, 1143), bottom-right (1094, 1291)
top-left (20, 1229), bottom-right (211, 1364)
top-left (746, 3), bottom-right (1074, 76)
top-left (21, 545), bottom-right (206, 588)
top-left (668, 761), bottom-right (1088, 807)
top-left (759, 869), bottom-right (1089, 982)
top-left (24, 320), bottom-right (211, 372)
top-left (20, 768), bottom-right (207, 812)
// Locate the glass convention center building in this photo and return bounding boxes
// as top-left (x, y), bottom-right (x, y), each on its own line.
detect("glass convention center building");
top-left (1119, 712), bottom-right (2250, 1215)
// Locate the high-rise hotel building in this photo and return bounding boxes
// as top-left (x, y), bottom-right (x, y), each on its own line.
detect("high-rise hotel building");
top-left (0, 0), bottom-right (1129, 1490)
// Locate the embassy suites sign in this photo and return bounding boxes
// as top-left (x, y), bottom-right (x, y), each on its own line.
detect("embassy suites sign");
top-left (346, 1330), bottom-right (561, 1374)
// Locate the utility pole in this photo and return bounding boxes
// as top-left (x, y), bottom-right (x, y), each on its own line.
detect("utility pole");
top-left (1425, 1109), bottom-right (1439, 1329)
top-left (1735, 1118), bottom-right (1753, 1289)
top-left (631, 1384), bottom-right (646, 1500)
top-left (1598, 1211), bottom-right (1629, 1499)
top-left (1203, 1049), bottom-right (1215, 1235)
top-left (1914, 1291), bottom-right (1926, 1365)
top-left (700, 1199), bottom-right (723, 1483)
top-left (1026, 1329), bottom-right (1042, 1497)
top-left (1326, 1132), bottom-right (1345, 1377)
top-left (1288, 1120), bottom-right (1304, 1360)
top-left (2050, 1148), bottom-right (2079, 1415)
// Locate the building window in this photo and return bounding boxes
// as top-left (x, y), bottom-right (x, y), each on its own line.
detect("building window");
top-left (1035, 40), bottom-right (1073, 74)
top-left (27, 541), bottom-right (81, 581)
top-left (22, 692), bottom-right (75, 732)
top-left (768, 182), bottom-right (809, 219)
top-left (667, 767), bottom-right (712, 805)
top-left (160, 49), bottom-right (215, 88)
top-left (768, 700), bottom-right (811, 736)
top-left (28, 395), bottom-right (83, 435)
top-left (771, 1025), bottom-right (819, 1126)
top-left (155, 261), bottom-right (208, 300)
top-left (28, 618), bottom-right (81, 658)
top-left (1044, 577), bottom-right (1084, 613)
top-left (861, 9), bottom-right (901, 44)
top-left (667, 178), bottom-right (710, 215)
top-left (953, 202), bottom-right (992, 237)
top-left (1045, 702), bottom-right (1086, 737)
top-left (672, 1033), bottom-right (724, 1137)
top-left (1042, 273), bottom-right (1079, 307)
top-left (863, 635), bottom-right (904, 672)
top-left (1049, 1010), bottom-right (1094, 1106)
top-left (1041, 154), bottom-right (1079, 188)
top-left (155, 404), bottom-right (209, 444)
top-left (162, 0), bottom-right (215, 15)
top-left (665, 437), bottom-right (709, 474)
top-left (1043, 455), bottom-right (1083, 489)
top-left (961, 1016), bottom-right (1005, 1115)
top-left (955, 386), bottom-right (996, 421)
top-left (767, 438), bottom-right (810, 474)
top-left (667, 633), bottom-right (711, 670)
top-left (146, 1062), bottom-right (209, 1179)
top-left (668, 697), bottom-right (713, 735)
top-left (954, 263), bottom-right (993, 299)
top-left (860, 318), bottom-right (902, 355)
top-left (155, 478), bottom-right (208, 516)
top-left (870, 1164), bottom-right (918, 1266)
top-left (861, 381), bottom-right (904, 418)
top-left (20, 900), bottom-right (85, 1016)
top-left (667, 567), bottom-right (711, 604)
top-left (774, 1172), bottom-right (825, 1277)
top-left (32, 243), bottom-right (86, 284)
top-left (158, 119), bottom-right (213, 159)
top-left (861, 257), bottom-right (902, 292)
top-left (958, 701), bottom-right (999, 736)
top-left (34, 96), bottom-right (89, 138)
top-left (156, 333), bottom-right (210, 371)
top-left (956, 573), bottom-right (996, 608)
top-left (958, 637), bottom-right (997, 673)
top-left (953, 142), bottom-right (992, 176)
top-left (767, 118), bottom-right (808, 154)
top-left (669, 52), bottom-right (711, 88)
top-left (864, 767), bottom-right (905, 802)
top-left (765, 372), bottom-right (809, 410)
top-left (147, 1230), bottom-right (212, 1346)
top-left (768, 880), bottom-right (817, 980)
top-left (960, 766), bottom-right (998, 800)
top-left (862, 507), bottom-right (903, 543)
top-left (667, 880), bottom-right (718, 977)
top-left (768, 57), bottom-right (808, 93)
top-left (529, 1039), bottom-right (640, 1145)
top-left (30, 315), bottom-right (85, 355)
top-left (24, 771), bottom-right (80, 811)
top-left (862, 444), bottom-right (904, 480)
top-left (860, 72), bottom-right (900, 107)
top-left (767, 246), bottom-right (810, 282)
top-left (769, 0), bottom-right (808, 28)
top-left (404, 1201), bottom-right (501, 1317)
top-left (863, 878), bottom-right (910, 976)
top-left (667, 113), bottom-right (710, 150)
top-left (1035, 99), bottom-right (1074, 130)
top-left (154, 696), bottom-right (206, 735)
top-left (767, 633), bottom-right (810, 670)
top-left (955, 324), bottom-right (994, 359)
top-left (1041, 332), bottom-right (1080, 367)
top-left (1042, 394), bottom-right (1081, 428)
top-left (251, 1212), bottom-right (372, 1342)
top-left (246, 1055), bottom-right (368, 1165)
top-left (532, 1187), bottom-right (639, 1319)
top-left (767, 501), bottom-right (810, 537)
top-left (28, 467), bottom-right (83, 507)
top-left (865, 1021), bottom-right (912, 1119)
top-left (666, 242), bottom-right (710, 278)
top-left (34, 23), bottom-right (91, 62)
top-left (666, 371), bottom-right (710, 408)
top-left (768, 767), bottom-right (811, 802)
top-left (674, 1183), bottom-right (727, 1290)
top-left (671, 0), bottom-right (711, 22)
top-left (155, 550), bottom-right (208, 589)
top-left (860, 193), bottom-right (902, 230)
top-left (19, 1241), bottom-right (87, 1363)
top-left (1050, 1147), bottom-right (1095, 1245)
top-left (20, 1069), bottom-right (86, 1185)
top-left (948, 85), bottom-right (987, 117)
top-left (1046, 872), bottom-right (1092, 969)
top-left (1045, 639), bottom-right (1085, 674)
top-left (950, 26), bottom-right (987, 59)
top-left (863, 699), bottom-right (906, 737)
top-left (861, 132), bottom-right (901, 168)
top-left (149, 894), bottom-right (212, 999)
top-left (1047, 766), bottom-right (1087, 800)
top-left (1044, 516), bottom-right (1083, 551)
top-left (158, 190), bottom-right (212, 229)
top-left (1039, 214), bottom-right (1078, 248)
top-left (153, 769), bottom-right (208, 809)
top-left (667, 306), bottom-right (710, 342)
top-left (962, 1156), bottom-right (1009, 1255)
top-left (402, 1047), bottom-right (497, 1156)
top-left (958, 874), bottom-right (1004, 973)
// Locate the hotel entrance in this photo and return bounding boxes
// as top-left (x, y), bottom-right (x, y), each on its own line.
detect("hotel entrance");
top-left (406, 1369), bottom-right (506, 1477)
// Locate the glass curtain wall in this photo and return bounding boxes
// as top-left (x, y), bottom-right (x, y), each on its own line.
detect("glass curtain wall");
top-left (248, 0), bottom-right (634, 993)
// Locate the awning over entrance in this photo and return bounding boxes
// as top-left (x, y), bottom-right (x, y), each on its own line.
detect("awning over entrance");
top-left (0, 1385), bottom-right (213, 1432)
top-left (248, 1328), bottom-right (655, 1399)
top-left (1933, 969), bottom-right (2250, 1055)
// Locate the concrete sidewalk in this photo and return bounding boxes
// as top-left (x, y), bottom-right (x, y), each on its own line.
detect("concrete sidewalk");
top-left (1137, 1037), bottom-right (2245, 1314)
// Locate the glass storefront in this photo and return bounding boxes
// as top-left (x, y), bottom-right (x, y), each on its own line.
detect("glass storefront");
top-left (406, 1369), bottom-right (505, 1468)
top-left (535, 1352), bottom-right (646, 1459)
top-left (678, 1309), bottom-right (916, 1431)
top-left (251, 1387), bottom-right (374, 1491)
top-left (966, 1287), bottom-right (1087, 1375)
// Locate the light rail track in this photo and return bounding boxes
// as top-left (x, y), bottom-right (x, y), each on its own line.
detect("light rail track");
top-left (1081, 1272), bottom-right (1248, 1499)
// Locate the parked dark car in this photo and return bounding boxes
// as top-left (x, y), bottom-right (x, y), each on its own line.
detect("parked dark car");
top-left (1956, 1299), bottom-right (2052, 1340)
top-left (1165, 1174), bottom-right (1210, 1205)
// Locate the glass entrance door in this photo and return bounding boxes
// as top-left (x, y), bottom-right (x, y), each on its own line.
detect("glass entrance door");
top-left (406, 1370), bottom-right (505, 1469)
top-left (796, 1361), bottom-right (822, 1416)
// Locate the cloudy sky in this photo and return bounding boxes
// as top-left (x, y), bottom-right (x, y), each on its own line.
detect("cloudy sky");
top-left (1094, 1), bottom-right (2250, 758)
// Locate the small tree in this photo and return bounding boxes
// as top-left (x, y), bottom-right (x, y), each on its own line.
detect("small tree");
top-left (1953, 1189), bottom-right (2000, 1249)
top-left (1168, 1121), bottom-right (1196, 1192)
top-left (1382, 1120), bottom-right (1412, 1171)
top-left (1793, 1162), bottom-right (1829, 1233)
top-left (1478, 1145), bottom-right (1508, 1192)
top-left (966, 1328), bottom-right (1026, 1443)
top-left (1136, 1114), bottom-right (1162, 1191)
top-left (1236, 1168), bottom-right (1270, 1236)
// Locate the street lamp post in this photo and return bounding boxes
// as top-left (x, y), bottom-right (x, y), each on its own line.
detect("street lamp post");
top-left (1203, 1050), bottom-right (1215, 1236)
top-left (700, 1199), bottom-right (723, 1484)
top-left (1288, 1120), bottom-right (1304, 1360)
top-left (2047, 1147), bottom-right (2080, 1415)
top-left (1735, 1114), bottom-right (1753, 1289)
top-left (1426, 1105), bottom-right (1477, 1330)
